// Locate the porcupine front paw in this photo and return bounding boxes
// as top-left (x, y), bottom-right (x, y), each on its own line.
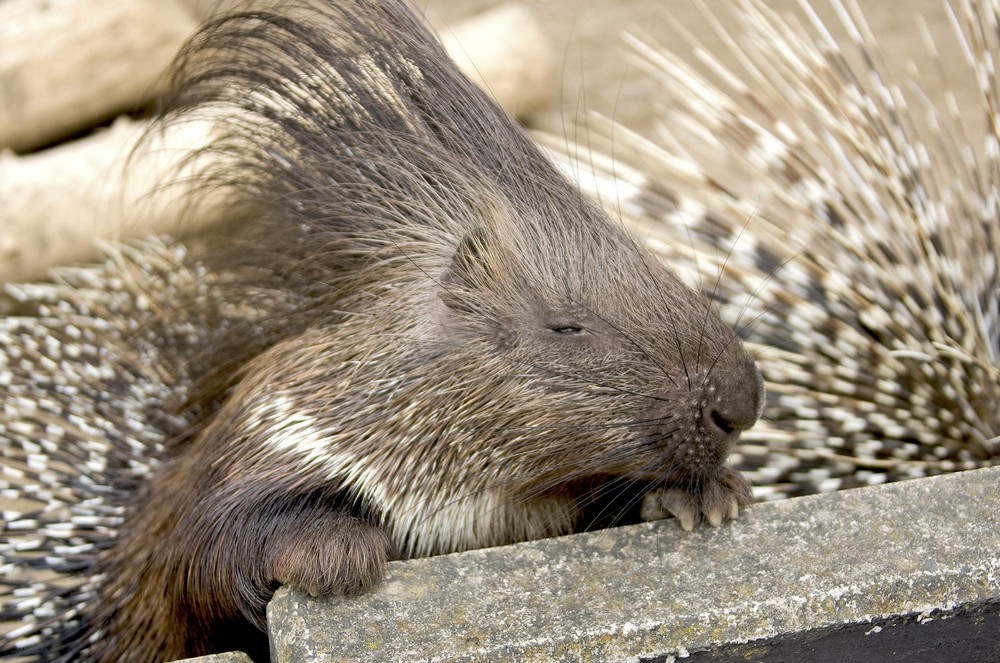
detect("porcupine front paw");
top-left (271, 515), bottom-right (393, 596)
top-left (640, 467), bottom-right (752, 531)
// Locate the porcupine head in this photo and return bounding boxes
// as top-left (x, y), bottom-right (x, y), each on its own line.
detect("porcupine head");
top-left (83, 0), bottom-right (765, 660)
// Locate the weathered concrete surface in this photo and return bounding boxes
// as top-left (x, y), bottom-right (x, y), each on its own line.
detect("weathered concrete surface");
top-left (172, 652), bottom-right (253, 663)
top-left (269, 466), bottom-right (1000, 662)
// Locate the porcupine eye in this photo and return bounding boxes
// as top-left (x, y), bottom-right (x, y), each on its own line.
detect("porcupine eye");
top-left (548, 325), bottom-right (584, 335)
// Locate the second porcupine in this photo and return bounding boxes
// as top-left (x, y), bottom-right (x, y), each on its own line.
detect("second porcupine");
top-left (0, 0), bottom-right (764, 661)
top-left (543, 0), bottom-right (1000, 502)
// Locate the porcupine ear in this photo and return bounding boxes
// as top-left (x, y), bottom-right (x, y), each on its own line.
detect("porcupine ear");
top-left (440, 226), bottom-right (511, 320)
top-left (441, 226), bottom-right (499, 294)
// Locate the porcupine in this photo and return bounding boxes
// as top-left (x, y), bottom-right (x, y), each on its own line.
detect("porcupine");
top-left (0, 0), bottom-right (765, 661)
top-left (542, 0), bottom-right (1000, 502)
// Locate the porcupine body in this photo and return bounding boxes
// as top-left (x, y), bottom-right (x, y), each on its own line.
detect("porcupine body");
top-left (1, 0), bottom-right (764, 661)
top-left (544, 0), bottom-right (1000, 500)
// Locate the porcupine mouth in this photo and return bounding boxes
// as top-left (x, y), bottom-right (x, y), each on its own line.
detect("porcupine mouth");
top-left (627, 434), bottom-right (730, 487)
top-left (634, 395), bottom-right (742, 484)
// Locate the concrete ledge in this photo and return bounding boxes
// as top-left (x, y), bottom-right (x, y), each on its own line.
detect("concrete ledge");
top-left (267, 466), bottom-right (1000, 662)
top-left (173, 652), bottom-right (253, 663)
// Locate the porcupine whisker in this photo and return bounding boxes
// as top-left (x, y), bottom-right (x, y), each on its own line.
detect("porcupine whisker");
top-left (565, 27), bottom-right (594, 196)
top-left (495, 470), bottom-right (641, 524)
top-left (492, 431), bottom-right (676, 469)
top-left (504, 355), bottom-right (682, 404)
top-left (561, 48), bottom-right (694, 394)
top-left (730, 308), bottom-right (787, 360)
top-left (620, 180), bottom-right (718, 385)
top-left (568, 478), bottom-right (654, 532)
top-left (728, 249), bottom-right (803, 340)
top-left (572, 299), bottom-right (681, 390)
top-left (602, 65), bottom-right (644, 247)
top-left (696, 327), bottom-right (760, 394)
top-left (400, 427), bottom-right (668, 515)
top-left (571, 59), bottom-right (599, 203)
top-left (697, 205), bottom-right (761, 353)
top-left (317, 406), bottom-right (669, 447)
top-left (636, 241), bottom-right (695, 392)
top-left (340, 379), bottom-right (680, 528)
top-left (457, 415), bottom-right (679, 437)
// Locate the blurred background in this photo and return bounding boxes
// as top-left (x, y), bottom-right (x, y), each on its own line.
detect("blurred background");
top-left (0, 0), bottom-right (977, 285)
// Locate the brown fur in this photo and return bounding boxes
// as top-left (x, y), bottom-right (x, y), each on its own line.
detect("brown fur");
top-left (3, 1), bottom-right (763, 660)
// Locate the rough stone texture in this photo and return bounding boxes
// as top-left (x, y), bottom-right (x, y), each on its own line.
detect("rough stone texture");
top-left (171, 652), bottom-right (253, 663)
top-left (268, 466), bottom-right (1000, 662)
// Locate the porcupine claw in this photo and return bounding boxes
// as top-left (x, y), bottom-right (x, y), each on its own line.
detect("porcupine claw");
top-left (705, 495), bottom-right (740, 527)
top-left (728, 495), bottom-right (740, 520)
top-left (706, 502), bottom-right (725, 528)
top-left (641, 467), bottom-right (752, 531)
top-left (644, 488), bottom-right (699, 531)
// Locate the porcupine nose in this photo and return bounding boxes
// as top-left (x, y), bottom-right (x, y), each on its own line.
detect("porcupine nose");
top-left (705, 358), bottom-right (765, 442)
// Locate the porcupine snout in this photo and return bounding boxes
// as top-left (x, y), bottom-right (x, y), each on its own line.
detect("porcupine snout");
top-left (702, 356), bottom-right (765, 449)
top-left (638, 352), bottom-right (762, 530)
top-left (644, 348), bottom-right (764, 475)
